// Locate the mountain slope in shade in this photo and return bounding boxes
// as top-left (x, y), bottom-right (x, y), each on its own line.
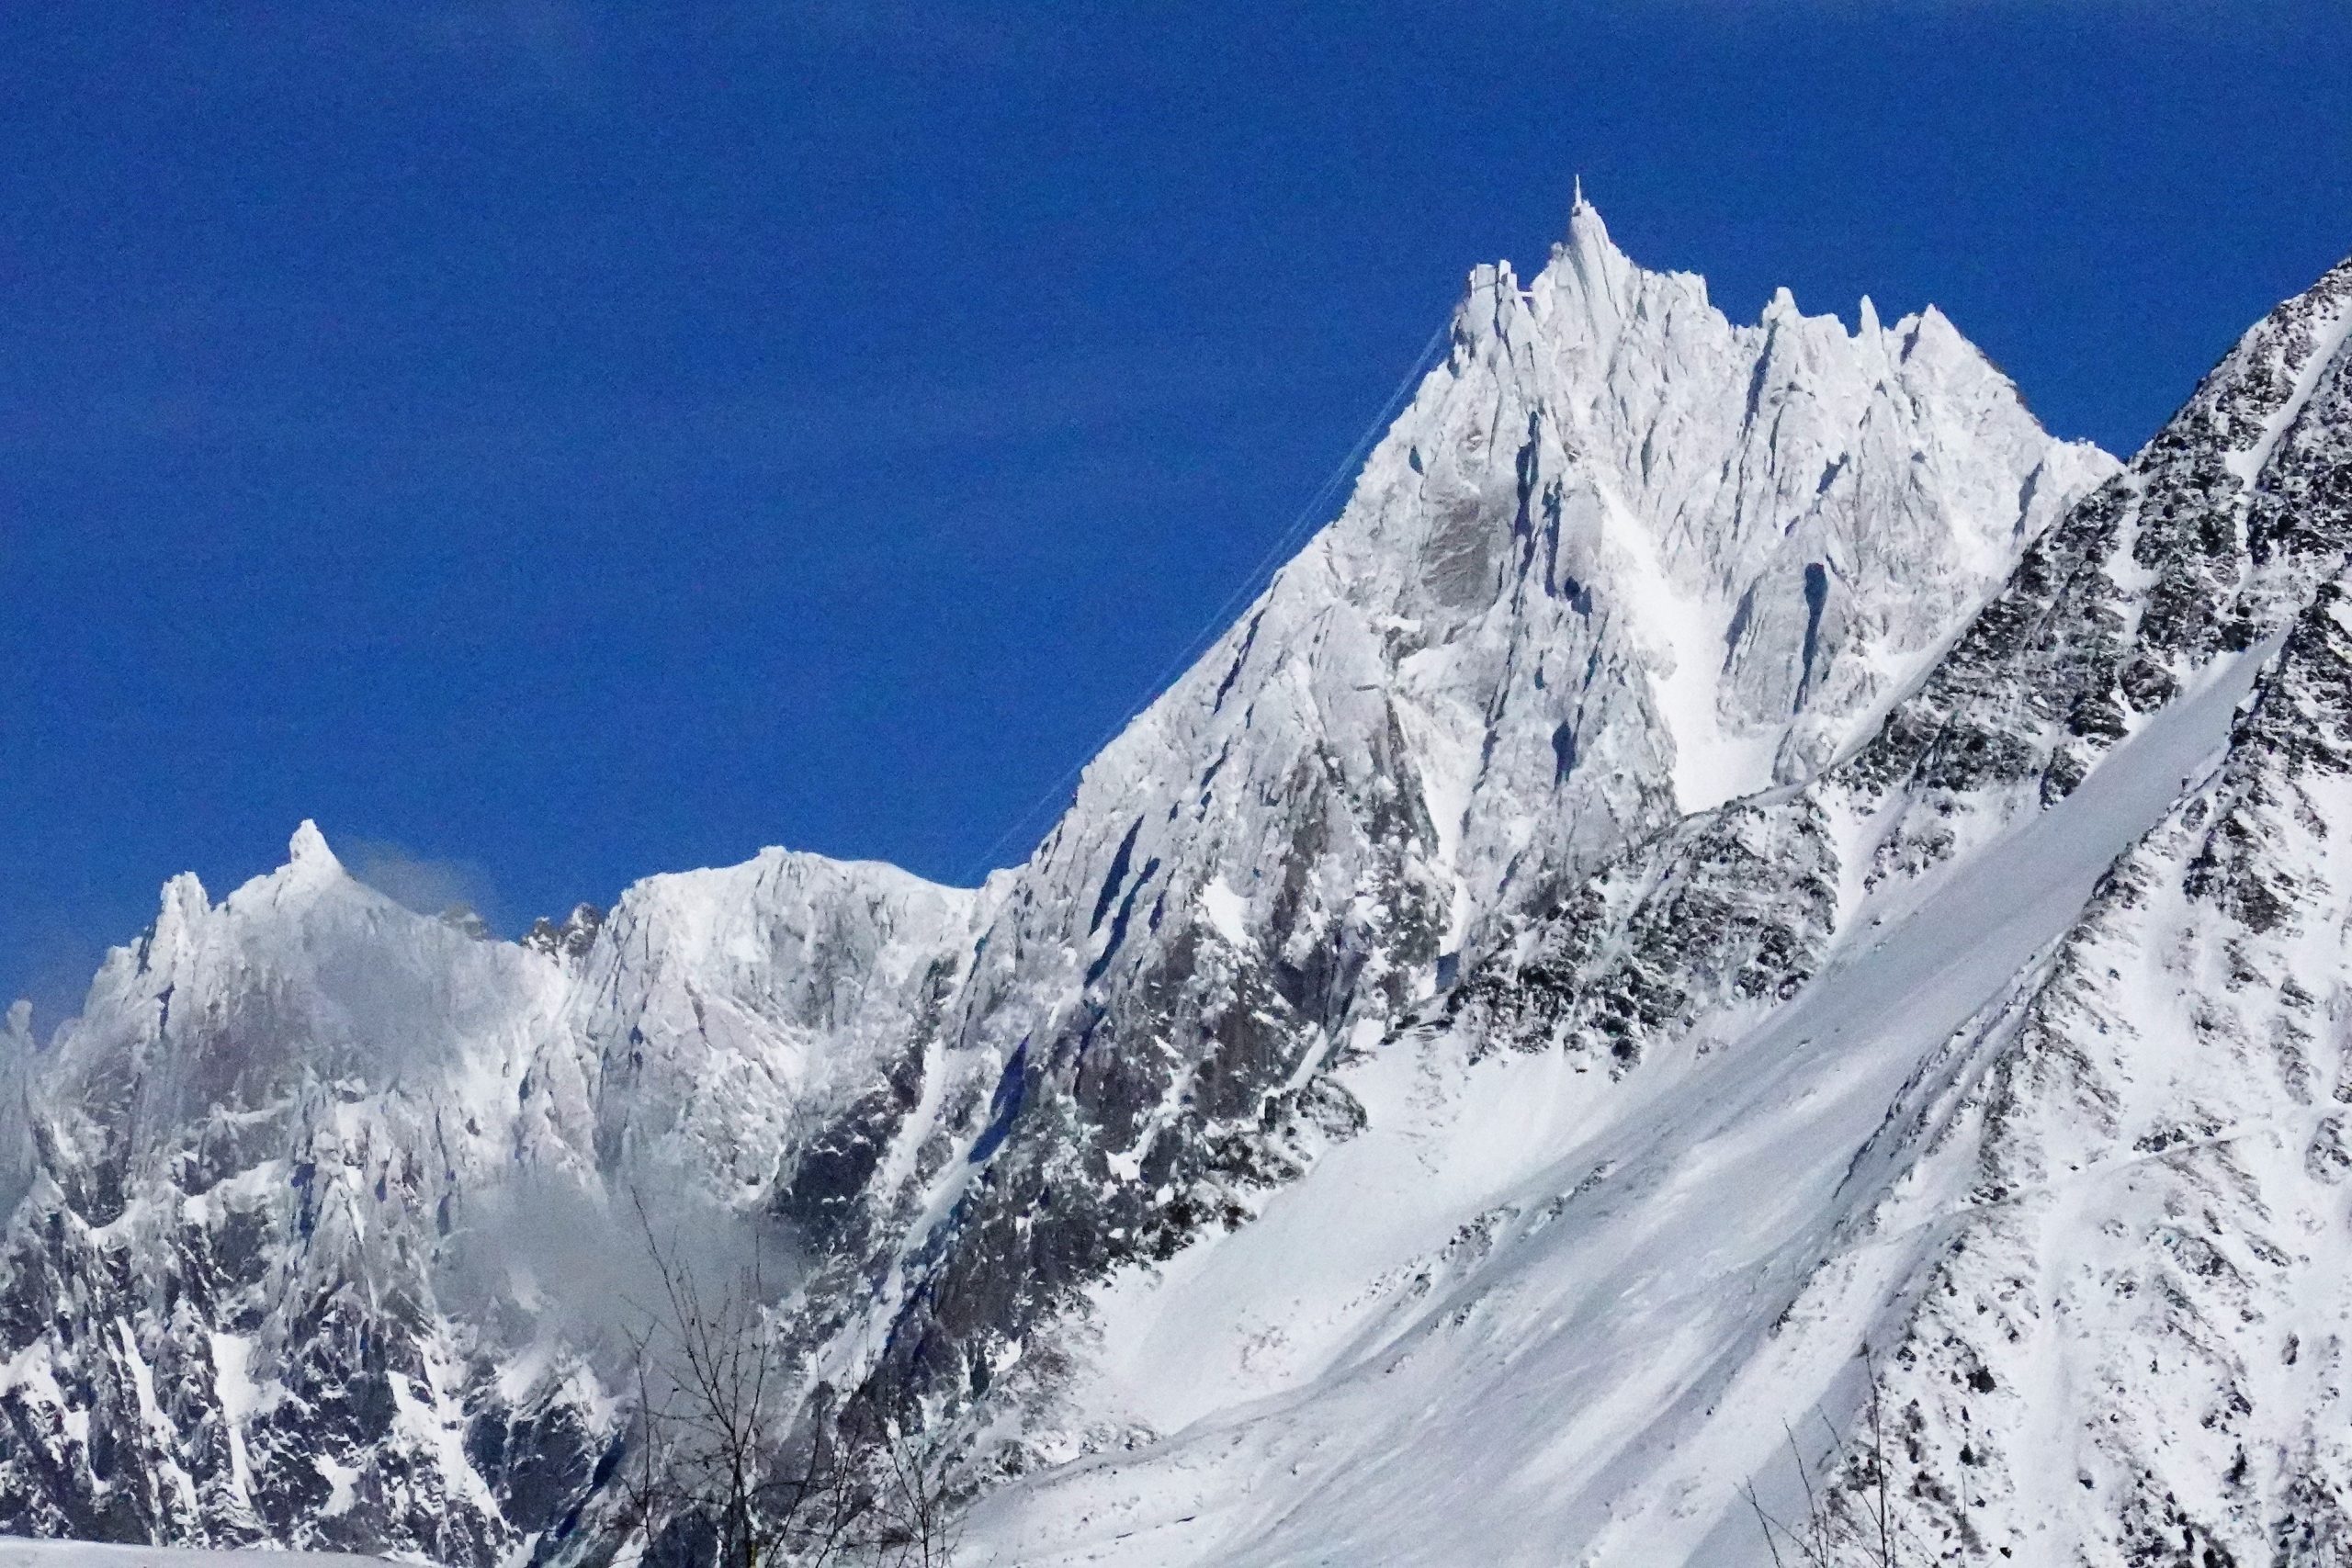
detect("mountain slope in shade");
top-left (0, 203), bottom-right (2124, 1565)
top-left (956, 253), bottom-right (2352, 1564)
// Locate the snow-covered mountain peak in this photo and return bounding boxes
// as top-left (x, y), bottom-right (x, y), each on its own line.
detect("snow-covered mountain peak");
top-left (148, 869), bottom-right (211, 952)
top-left (0, 207), bottom-right (2163, 1568)
top-left (959, 239), bottom-right (2352, 1568)
top-left (1449, 208), bottom-right (2110, 814)
top-left (285, 818), bottom-right (337, 874)
top-left (1549, 194), bottom-right (1645, 329)
top-left (794, 214), bottom-right (2126, 1517)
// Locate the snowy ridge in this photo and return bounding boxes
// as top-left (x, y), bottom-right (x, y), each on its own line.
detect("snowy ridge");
top-left (34, 197), bottom-right (2335, 1568)
top-left (0, 829), bottom-right (971, 1561)
top-left (816, 197), bottom-right (2109, 1483)
top-left (954, 246), bottom-right (2352, 1562)
top-left (958, 636), bottom-right (2274, 1568)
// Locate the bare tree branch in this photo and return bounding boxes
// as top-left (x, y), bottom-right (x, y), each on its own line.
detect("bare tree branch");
top-left (609, 1192), bottom-right (960, 1568)
top-left (1741, 1348), bottom-right (1938, 1568)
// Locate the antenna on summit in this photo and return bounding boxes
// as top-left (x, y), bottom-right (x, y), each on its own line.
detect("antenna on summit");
top-left (1573, 174), bottom-right (1584, 210)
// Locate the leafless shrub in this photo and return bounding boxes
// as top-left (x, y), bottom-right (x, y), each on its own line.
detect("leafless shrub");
top-left (1741, 1350), bottom-right (1913, 1568)
top-left (614, 1195), bottom-right (959, 1568)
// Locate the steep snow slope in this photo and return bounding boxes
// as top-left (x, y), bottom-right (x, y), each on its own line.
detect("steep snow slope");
top-left (1798, 253), bottom-right (2352, 1566)
top-left (0, 202), bottom-right (2115, 1563)
top-left (1821, 576), bottom-right (2352, 1565)
top-left (831, 202), bottom-right (2109, 1442)
top-left (958, 635), bottom-right (2271, 1568)
top-left (956, 251), bottom-right (2352, 1563)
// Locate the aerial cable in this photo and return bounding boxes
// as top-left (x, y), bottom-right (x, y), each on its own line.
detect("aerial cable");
top-left (962, 310), bottom-right (1455, 886)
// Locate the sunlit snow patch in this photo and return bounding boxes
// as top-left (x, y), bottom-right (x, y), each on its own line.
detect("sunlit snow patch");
top-left (1196, 877), bottom-right (1250, 946)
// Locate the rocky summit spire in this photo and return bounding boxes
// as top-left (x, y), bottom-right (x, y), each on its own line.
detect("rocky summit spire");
top-left (1552, 186), bottom-right (1635, 340)
top-left (288, 818), bottom-right (334, 867)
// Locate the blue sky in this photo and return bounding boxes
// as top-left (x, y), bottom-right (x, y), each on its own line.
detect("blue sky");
top-left (5, 1), bottom-right (2349, 1021)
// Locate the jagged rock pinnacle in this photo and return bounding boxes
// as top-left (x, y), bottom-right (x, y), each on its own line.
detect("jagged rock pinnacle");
top-left (287, 818), bottom-right (339, 871)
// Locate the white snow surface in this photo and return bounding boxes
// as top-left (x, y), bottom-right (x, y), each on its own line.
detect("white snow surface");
top-left (958, 643), bottom-right (2275, 1568)
top-left (941, 243), bottom-right (2352, 1566)
top-left (1009, 196), bottom-right (2112, 1010)
top-left (0, 1543), bottom-right (406, 1568)
top-left (62, 197), bottom-right (2352, 1568)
